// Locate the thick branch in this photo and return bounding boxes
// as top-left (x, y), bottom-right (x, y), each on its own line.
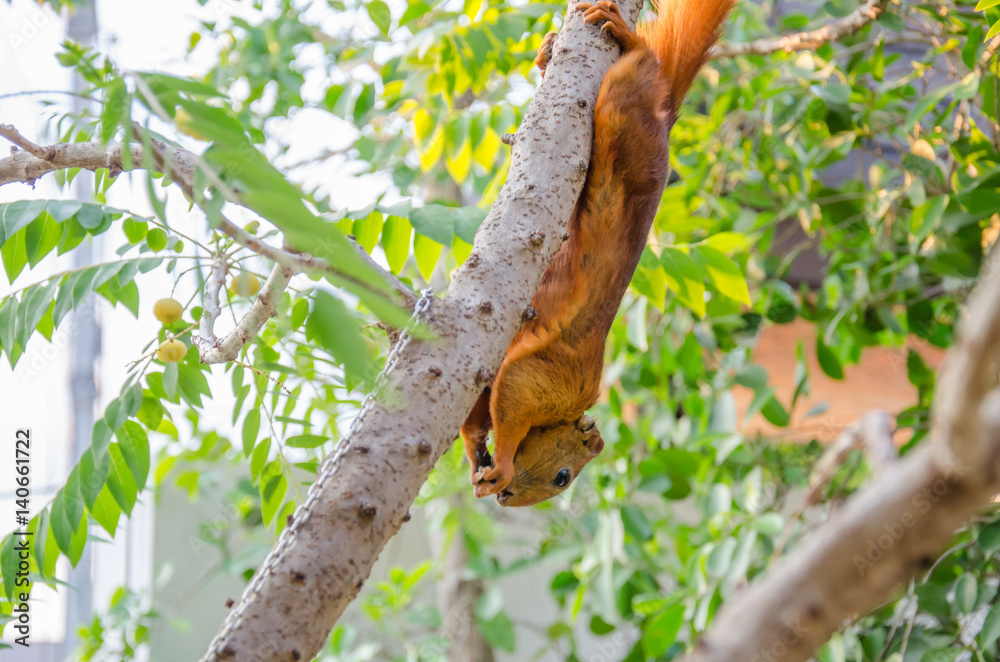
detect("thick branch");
top-left (710, 0), bottom-right (888, 59)
top-left (199, 1), bottom-right (643, 659)
top-left (0, 135), bottom-right (195, 187)
top-left (683, 250), bottom-right (1000, 662)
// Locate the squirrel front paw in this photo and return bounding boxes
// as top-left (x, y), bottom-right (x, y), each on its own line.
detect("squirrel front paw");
top-left (534, 31), bottom-right (558, 77)
top-left (469, 446), bottom-right (493, 486)
top-left (472, 461), bottom-right (514, 498)
top-left (578, 1), bottom-right (640, 52)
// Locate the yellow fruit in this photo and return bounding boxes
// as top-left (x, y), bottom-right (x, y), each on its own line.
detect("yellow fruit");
top-left (230, 273), bottom-right (261, 297)
top-left (157, 339), bottom-right (186, 363)
top-left (153, 298), bottom-right (184, 324)
top-left (910, 139), bottom-right (936, 161)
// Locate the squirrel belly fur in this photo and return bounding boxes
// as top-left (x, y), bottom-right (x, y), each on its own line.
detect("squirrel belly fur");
top-left (462, 0), bottom-right (736, 506)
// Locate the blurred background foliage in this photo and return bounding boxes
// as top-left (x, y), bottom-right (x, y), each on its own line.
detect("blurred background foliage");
top-left (3, 0), bottom-right (1000, 660)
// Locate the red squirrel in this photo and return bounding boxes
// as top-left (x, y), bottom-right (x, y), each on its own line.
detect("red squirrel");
top-left (462, 0), bottom-right (735, 506)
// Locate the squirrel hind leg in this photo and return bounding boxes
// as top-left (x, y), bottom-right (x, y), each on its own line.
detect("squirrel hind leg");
top-left (579, 1), bottom-right (644, 53)
top-left (535, 31), bottom-right (558, 77)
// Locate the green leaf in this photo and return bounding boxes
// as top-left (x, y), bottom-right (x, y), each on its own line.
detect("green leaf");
top-left (251, 437), bottom-right (271, 483)
top-left (463, 0), bottom-right (483, 18)
top-left (305, 291), bottom-right (372, 383)
top-left (920, 649), bottom-right (963, 662)
top-left (101, 77), bottom-right (128, 144)
top-left (106, 443), bottom-right (139, 516)
top-left (1, 535), bottom-right (18, 600)
top-left (412, 234), bottom-right (441, 280)
top-left (642, 604), bottom-right (684, 658)
top-left (979, 521), bottom-right (1000, 552)
top-left (137, 395), bottom-right (164, 431)
top-left (631, 263), bottom-right (667, 310)
top-left (706, 538), bottom-right (737, 578)
top-left (0, 200), bottom-right (46, 246)
top-left (89, 486), bottom-right (122, 537)
top-left (24, 213), bottom-right (60, 267)
top-left (954, 573), bottom-right (978, 614)
top-left (478, 611), bottom-right (516, 652)
top-left (146, 228), bottom-right (168, 251)
top-left (260, 471), bottom-right (287, 526)
top-left (979, 601), bottom-right (1000, 647)
top-left (162, 363), bottom-right (178, 399)
top-left (122, 217), bottom-right (148, 243)
top-left (988, 19), bottom-right (1000, 40)
top-left (910, 196), bottom-right (948, 238)
top-left (79, 447), bottom-right (110, 509)
top-left (410, 204), bottom-right (456, 245)
top-left (694, 245), bottom-right (751, 305)
top-left (661, 248), bottom-right (706, 317)
top-left (62, 467), bottom-right (85, 530)
top-left (2, 229), bottom-right (27, 284)
top-left (116, 421), bottom-right (150, 491)
top-left (285, 434), bottom-right (326, 449)
top-left (621, 504), bottom-right (653, 542)
top-left (243, 410), bottom-right (261, 456)
top-left (76, 203), bottom-right (107, 230)
top-left (753, 512), bottom-right (784, 535)
top-left (400, 0), bottom-right (431, 24)
top-left (366, 0), bottom-right (392, 34)
top-left (761, 395), bottom-right (790, 427)
top-left (352, 211), bottom-right (383, 254)
top-left (15, 281), bottom-right (57, 349)
top-left (381, 215), bottom-right (412, 274)
top-left (25, 513), bottom-right (50, 583)
top-left (816, 336), bottom-right (845, 380)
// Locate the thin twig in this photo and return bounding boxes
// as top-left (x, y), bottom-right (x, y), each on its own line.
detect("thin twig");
top-left (198, 255), bottom-right (229, 347)
top-left (0, 123), bottom-right (52, 159)
top-left (711, 0), bottom-right (889, 59)
top-left (194, 263), bottom-right (294, 364)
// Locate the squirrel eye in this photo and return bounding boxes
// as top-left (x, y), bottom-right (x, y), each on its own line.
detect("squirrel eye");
top-left (554, 468), bottom-right (571, 488)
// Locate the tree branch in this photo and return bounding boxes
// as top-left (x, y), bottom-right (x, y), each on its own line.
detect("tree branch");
top-left (683, 249), bottom-right (1000, 662)
top-left (0, 123), bottom-right (417, 362)
top-left (0, 131), bottom-right (196, 187)
top-left (195, 263), bottom-right (294, 364)
top-left (710, 0), bottom-right (889, 59)
top-left (199, 0), bottom-right (644, 659)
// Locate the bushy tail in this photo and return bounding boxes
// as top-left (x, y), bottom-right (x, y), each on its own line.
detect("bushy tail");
top-left (637, 0), bottom-right (735, 117)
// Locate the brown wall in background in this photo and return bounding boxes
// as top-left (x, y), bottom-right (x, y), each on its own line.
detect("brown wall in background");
top-left (733, 319), bottom-right (947, 443)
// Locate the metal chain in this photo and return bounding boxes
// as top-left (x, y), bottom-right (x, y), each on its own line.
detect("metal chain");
top-left (203, 288), bottom-right (434, 660)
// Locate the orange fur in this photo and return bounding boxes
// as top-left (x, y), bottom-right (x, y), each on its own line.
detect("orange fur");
top-left (464, 0), bottom-right (735, 506)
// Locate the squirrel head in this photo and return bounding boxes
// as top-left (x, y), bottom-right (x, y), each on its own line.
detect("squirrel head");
top-left (495, 414), bottom-right (604, 507)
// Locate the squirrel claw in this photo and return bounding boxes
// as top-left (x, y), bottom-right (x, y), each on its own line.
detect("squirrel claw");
top-left (469, 447), bottom-right (494, 486)
top-left (473, 462), bottom-right (514, 498)
top-left (535, 31), bottom-right (558, 76)
top-left (578, 1), bottom-right (638, 51)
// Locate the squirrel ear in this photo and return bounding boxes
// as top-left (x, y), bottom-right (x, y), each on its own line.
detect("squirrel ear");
top-left (576, 416), bottom-right (604, 455)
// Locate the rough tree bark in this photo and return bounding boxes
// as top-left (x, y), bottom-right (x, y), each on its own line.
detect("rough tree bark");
top-left (195, 2), bottom-right (643, 659)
